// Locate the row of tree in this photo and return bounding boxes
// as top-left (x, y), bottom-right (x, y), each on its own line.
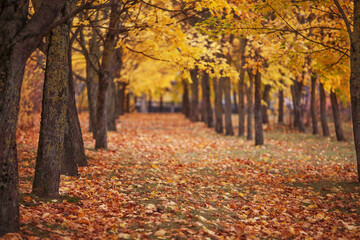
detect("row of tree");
top-left (0, 0), bottom-right (359, 236)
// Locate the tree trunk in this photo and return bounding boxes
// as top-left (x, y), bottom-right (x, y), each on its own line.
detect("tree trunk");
top-left (247, 71), bottom-right (254, 140)
top-left (278, 89), bottom-right (284, 124)
top-left (107, 77), bottom-right (117, 131)
top-left (148, 93), bottom-right (152, 112)
top-left (310, 74), bottom-right (319, 134)
top-left (201, 71), bottom-right (213, 127)
top-left (213, 78), bottom-right (223, 133)
top-left (33, 2), bottom-right (74, 198)
top-left (125, 92), bottom-right (130, 113)
top-left (319, 82), bottom-right (330, 137)
top-left (330, 90), bottom-right (345, 141)
top-left (95, 1), bottom-right (120, 149)
top-left (254, 70), bottom-right (264, 145)
top-left (238, 38), bottom-right (247, 136)
top-left (262, 84), bottom-right (271, 124)
top-left (190, 68), bottom-right (199, 121)
top-left (83, 16), bottom-right (100, 135)
top-left (140, 94), bottom-right (147, 113)
top-left (182, 79), bottom-right (191, 118)
top-left (223, 76), bottom-right (234, 135)
top-left (291, 80), bottom-right (306, 132)
top-left (117, 82), bottom-right (125, 116)
top-left (0, 0), bottom-right (67, 235)
top-left (159, 95), bottom-right (163, 112)
top-left (233, 90), bottom-right (238, 114)
top-left (351, 1), bottom-right (360, 181)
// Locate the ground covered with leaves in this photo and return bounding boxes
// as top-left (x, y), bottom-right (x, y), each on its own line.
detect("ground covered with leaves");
top-left (10, 114), bottom-right (360, 239)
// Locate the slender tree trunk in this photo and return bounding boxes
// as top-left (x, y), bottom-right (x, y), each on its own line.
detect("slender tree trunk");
top-left (262, 84), bottom-right (271, 124)
top-left (233, 90), bottom-right (238, 114)
top-left (33, 2), bottom-right (74, 198)
top-left (319, 82), bottom-right (330, 137)
top-left (330, 90), bottom-right (345, 141)
top-left (82, 15), bottom-right (99, 135)
top-left (140, 94), bottom-right (147, 113)
top-left (182, 79), bottom-right (190, 118)
top-left (351, 1), bottom-right (360, 181)
top-left (0, 0), bottom-right (67, 235)
top-left (247, 71), bottom-right (254, 140)
top-left (107, 77), bottom-right (117, 131)
top-left (125, 92), bottom-right (130, 113)
top-left (201, 71), bottom-right (213, 127)
top-left (159, 95), bottom-right (163, 112)
top-left (311, 74), bottom-right (319, 134)
top-left (190, 68), bottom-right (199, 121)
top-left (95, 1), bottom-right (120, 149)
top-left (117, 82), bottom-right (125, 116)
top-left (278, 89), bottom-right (284, 124)
top-left (213, 78), bottom-right (223, 133)
top-left (238, 39), bottom-right (247, 136)
top-left (223, 76), bottom-right (234, 135)
top-left (291, 80), bottom-right (306, 132)
top-left (254, 70), bottom-right (264, 145)
top-left (148, 93), bottom-right (152, 113)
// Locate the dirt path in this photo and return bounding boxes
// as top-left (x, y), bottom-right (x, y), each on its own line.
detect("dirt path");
top-left (17, 113), bottom-right (360, 239)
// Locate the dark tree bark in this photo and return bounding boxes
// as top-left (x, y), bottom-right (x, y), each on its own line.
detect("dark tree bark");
top-left (223, 76), bottom-right (234, 135)
top-left (319, 82), bottom-right (330, 137)
top-left (190, 68), bottom-right (200, 122)
top-left (278, 89), bottom-right (284, 124)
top-left (213, 78), bottom-right (223, 133)
top-left (148, 93), bottom-right (152, 113)
top-left (233, 90), bottom-right (238, 114)
top-left (291, 80), bottom-right (306, 132)
top-left (95, 1), bottom-right (120, 149)
top-left (330, 90), bottom-right (345, 141)
top-left (254, 70), bottom-right (264, 145)
top-left (33, 1), bottom-right (73, 198)
top-left (107, 77), bottom-right (117, 131)
top-left (310, 74), bottom-right (319, 134)
top-left (351, 1), bottom-right (360, 181)
top-left (0, 1), bottom-right (68, 235)
top-left (82, 13), bottom-right (100, 135)
top-left (262, 84), bottom-right (271, 124)
top-left (238, 38), bottom-right (247, 136)
top-left (247, 71), bottom-right (254, 140)
top-left (201, 71), bottom-right (213, 127)
top-left (182, 79), bottom-right (190, 118)
top-left (159, 95), bottom-right (164, 112)
top-left (125, 92), bottom-right (130, 113)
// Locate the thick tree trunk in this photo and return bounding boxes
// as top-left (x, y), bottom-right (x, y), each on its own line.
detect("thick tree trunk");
top-left (319, 82), bottom-right (330, 137)
top-left (330, 90), bottom-right (345, 141)
top-left (254, 70), bottom-right (264, 145)
top-left (201, 71), bottom-right (213, 127)
top-left (117, 82), bottom-right (126, 116)
top-left (262, 84), bottom-right (271, 124)
top-left (278, 89), bottom-right (284, 124)
top-left (182, 79), bottom-right (190, 118)
top-left (0, 0), bottom-right (67, 235)
top-left (125, 92), bottom-right (130, 113)
top-left (310, 74), bottom-right (319, 134)
top-left (223, 76), bottom-right (234, 135)
top-left (33, 2), bottom-right (73, 198)
top-left (190, 68), bottom-right (200, 122)
top-left (247, 71), bottom-right (254, 140)
top-left (95, 1), bottom-right (119, 149)
top-left (351, 1), bottom-right (360, 181)
top-left (238, 38), bottom-right (247, 136)
top-left (213, 78), bottom-right (223, 133)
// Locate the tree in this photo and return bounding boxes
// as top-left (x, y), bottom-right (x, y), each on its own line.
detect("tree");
top-left (0, 0), bottom-right (71, 235)
top-left (190, 68), bottom-right (200, 122)
top-left (310, 74), bottom-right (319, 134)
top-left (238, 38), bottom-right (247, 136)
top-left (319, 82), bottom-right (330, 137)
